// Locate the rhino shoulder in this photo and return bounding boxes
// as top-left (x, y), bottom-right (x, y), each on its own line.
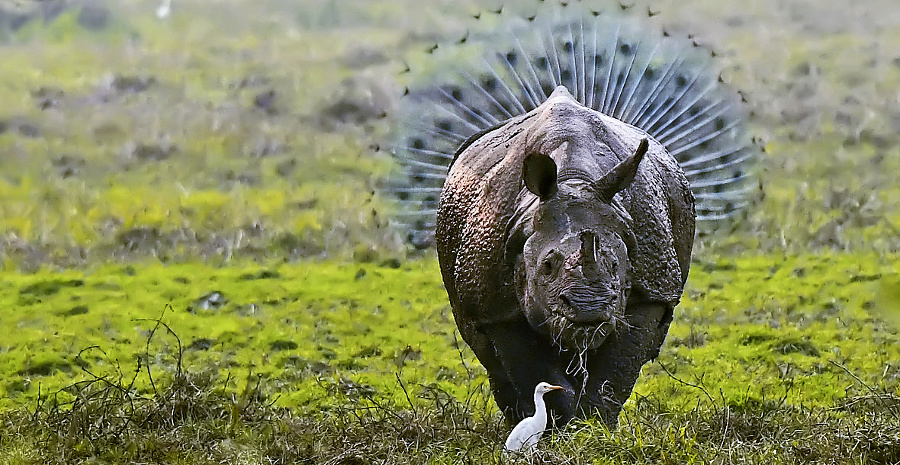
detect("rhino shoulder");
top-left (436, 116), bottom-right (535, 325)
top-left (617, 133), bottom-right (695, 303)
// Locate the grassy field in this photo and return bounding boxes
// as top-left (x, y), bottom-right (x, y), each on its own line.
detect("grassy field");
top-left (0, 0), bottom-right (898, 463)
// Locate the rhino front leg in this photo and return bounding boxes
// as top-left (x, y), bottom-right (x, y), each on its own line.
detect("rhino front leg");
top-left (581, 302), bottom-right (674, 425)
top-left (474, 319), bottom-right (576, 425)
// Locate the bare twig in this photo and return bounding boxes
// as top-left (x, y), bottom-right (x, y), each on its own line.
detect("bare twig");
top-left (657, 360), bottom-right (716, 405)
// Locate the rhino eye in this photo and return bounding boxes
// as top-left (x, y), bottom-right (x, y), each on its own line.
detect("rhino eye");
top-left (540, 258), bottom-right (554, 276)
top-left (539, 251), bottom-right (560, 277)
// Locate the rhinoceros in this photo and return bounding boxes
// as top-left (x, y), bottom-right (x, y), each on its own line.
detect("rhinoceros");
top-left (435, 86), bottom-right (695, 426)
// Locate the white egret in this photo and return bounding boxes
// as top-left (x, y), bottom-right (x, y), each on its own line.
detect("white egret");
top-left (503, 382), bottom-right (565, 454)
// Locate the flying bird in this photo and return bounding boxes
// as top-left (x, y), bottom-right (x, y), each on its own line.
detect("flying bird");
top-left (503, 382), bottom-right (565, 454)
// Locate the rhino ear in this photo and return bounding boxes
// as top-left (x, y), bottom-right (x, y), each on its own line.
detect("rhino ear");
top-left (593, 138), bottom-right (649, 202)
top-left (523, 152), bottom-right (558, 200)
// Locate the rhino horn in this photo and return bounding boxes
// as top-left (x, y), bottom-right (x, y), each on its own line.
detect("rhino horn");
top-left (592, 138), bottom-right (649, 202)
top-left (523, 152), bottom-right (558, 200)
top-left (579, 230), bottom-right (600, 273)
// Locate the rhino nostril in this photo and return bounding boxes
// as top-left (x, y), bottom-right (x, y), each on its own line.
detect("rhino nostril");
top-left (559, 294), bottom-right (578, 319)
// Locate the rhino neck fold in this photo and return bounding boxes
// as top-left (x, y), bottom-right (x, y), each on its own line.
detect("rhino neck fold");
top-left (525, 93), bottom-right (631, 184)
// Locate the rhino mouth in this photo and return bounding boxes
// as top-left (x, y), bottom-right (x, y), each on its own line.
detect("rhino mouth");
top-left (547, 313), bottom-right (616, 351)
top-left (543, 285), bottom-right (620, 350)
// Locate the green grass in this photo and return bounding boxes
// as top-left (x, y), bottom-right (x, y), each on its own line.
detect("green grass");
top-left (0, 258), bottom-right (464, 412)
top-left (0, 253), bottom-right (897, 463)
top-left (0, 253), bottom-right (896, 414)
top-left (0, 0), bottom-right (899, 463)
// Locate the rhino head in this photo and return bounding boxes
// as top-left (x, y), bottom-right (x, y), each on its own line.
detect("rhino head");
top-left (515, 127), bottom-right (648, 352)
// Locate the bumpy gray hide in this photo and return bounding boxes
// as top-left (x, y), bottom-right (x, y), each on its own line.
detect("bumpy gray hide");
top-left (436, 87), bottom-right (695, 426)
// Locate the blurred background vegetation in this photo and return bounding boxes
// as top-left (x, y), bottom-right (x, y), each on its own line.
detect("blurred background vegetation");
top-left (0, 0), bottom-right (897, 271)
